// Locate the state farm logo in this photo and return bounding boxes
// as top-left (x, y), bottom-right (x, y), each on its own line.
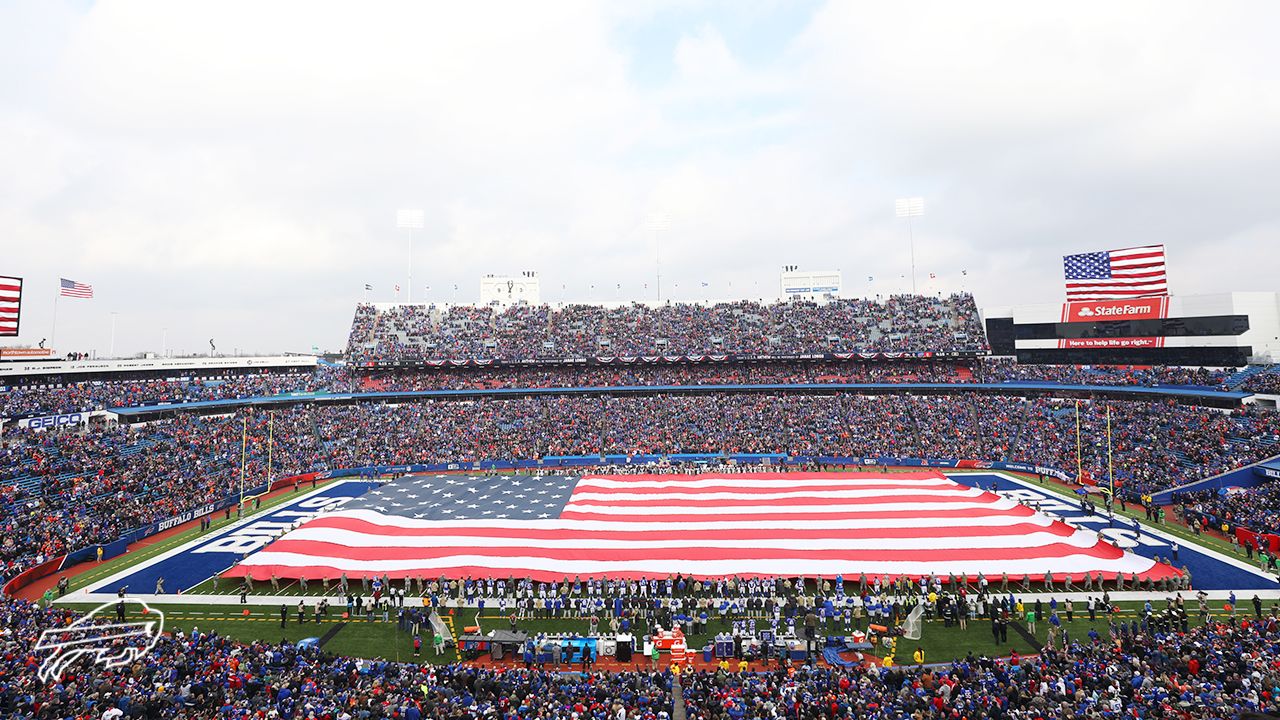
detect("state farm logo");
top-left (1080, 303), bottom-right (1153, 318)
top-left (1064, 298), bottom-right (1166, 323)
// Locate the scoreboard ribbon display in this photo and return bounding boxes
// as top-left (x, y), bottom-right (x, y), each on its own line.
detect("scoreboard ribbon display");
top-left (1057, 337), bottom-right (1165, 349)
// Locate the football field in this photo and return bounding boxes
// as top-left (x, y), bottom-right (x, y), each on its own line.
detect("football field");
top-left (57, 470), bottom-right (1279, 608)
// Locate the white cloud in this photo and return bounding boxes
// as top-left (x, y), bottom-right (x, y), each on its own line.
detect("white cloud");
top-left (1, 0), bottom-right (1277, 355)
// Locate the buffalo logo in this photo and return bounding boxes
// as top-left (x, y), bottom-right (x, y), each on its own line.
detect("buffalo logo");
top-left (35, 600), bottom-right (165, 683)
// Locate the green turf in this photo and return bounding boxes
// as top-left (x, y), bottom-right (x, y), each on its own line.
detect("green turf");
top-left (55, 598), bottom-right (1245, 665)
top-left (61, 601), bottom-right (451, 663)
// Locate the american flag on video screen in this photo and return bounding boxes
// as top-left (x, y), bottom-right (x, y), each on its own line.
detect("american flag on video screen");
top-left (60, 278), bottom-right (94, 299)
top-left (0, 275), bottom-right (21, 336)
top-left (230, 472), bottom-right (1176, 582)
top-left (1063, 245), bottom-right (1167, 301)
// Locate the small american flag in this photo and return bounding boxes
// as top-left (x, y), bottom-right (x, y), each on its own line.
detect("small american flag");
top-left (1063, 245), bottom-right (1167, 301)
top-left (60, 278), bottom-right (94, 299)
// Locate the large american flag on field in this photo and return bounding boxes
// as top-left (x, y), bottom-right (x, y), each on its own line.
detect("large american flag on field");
top-left (0, 275), bottom-right (20, 336)
top-left (1063, 244), bottom-right (1167, 301)
top-left (228, 472), bottom-right (1177, 583)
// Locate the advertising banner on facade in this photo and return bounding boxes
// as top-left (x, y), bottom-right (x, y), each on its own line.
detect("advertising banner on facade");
top-left (1057, 337), bottom-right (1165, 349)
top-left (1060, 297), bottom-right (1169, 323)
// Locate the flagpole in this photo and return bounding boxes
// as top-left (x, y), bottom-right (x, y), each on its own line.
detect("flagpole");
top-left (267, 411), bottom-right (274, 486)
top-left (1075, 400), bottom-right (1082, 482)
top-left (1106, 405), bottom-right (1114, 497)
top-left (239, 416), bottom-right (248, 509)
top-left (51, 292), bottom-right (60, 351)
top-left (907, 212), bottom-right (917, 294)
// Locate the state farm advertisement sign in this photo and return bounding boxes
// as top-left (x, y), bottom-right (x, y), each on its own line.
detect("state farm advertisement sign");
top-left (1060, 297), bottom-right (1168, 323)
top-left (1057, 337), bottom-right (1165, 349)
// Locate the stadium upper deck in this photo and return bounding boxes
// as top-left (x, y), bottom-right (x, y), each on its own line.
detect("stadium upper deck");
top-left (345, 293), bottom-right (987, 364)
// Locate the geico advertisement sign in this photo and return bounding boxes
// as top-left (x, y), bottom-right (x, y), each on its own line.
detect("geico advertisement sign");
top-left (18, 412), bottom-right (85, 429)
top-left (1060, 297), bottom-right (1169, 323)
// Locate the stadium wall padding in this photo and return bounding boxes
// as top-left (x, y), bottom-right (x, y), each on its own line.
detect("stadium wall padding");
top-left (1149, 453), bottom-right (1280, 505)
top-left (2, 555), bottom-right (66, 595)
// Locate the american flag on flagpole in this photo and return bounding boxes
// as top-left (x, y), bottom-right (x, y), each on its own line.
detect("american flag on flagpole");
top-left (1063, 245), bottom-right (1167, 301)
top-left (0, 275), bottom-right (22, 336)
top-left (228, 471), bottom-right (1177, 583)
top-left (60, 278), bottom-right (94, 299)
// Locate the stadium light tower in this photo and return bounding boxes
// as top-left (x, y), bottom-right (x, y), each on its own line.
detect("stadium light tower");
top-left (894, 197), bottom-right (925, 294)
top-left (647, 212), bottom-right (671, 302)
top-left (397, 209), bottom-right (425, 304)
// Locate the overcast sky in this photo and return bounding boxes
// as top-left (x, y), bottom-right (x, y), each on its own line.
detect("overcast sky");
top-left (2, 1), bottom-right (1277, 357)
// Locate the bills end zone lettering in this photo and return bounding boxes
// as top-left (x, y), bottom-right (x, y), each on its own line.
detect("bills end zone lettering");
top-left (192, 494), bottom-right (354, 556)
top-left (1060, 296), bottom-right (1169, 323)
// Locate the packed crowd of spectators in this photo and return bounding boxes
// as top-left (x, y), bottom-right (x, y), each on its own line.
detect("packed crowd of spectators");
top-left (345, 294), bottom-right (988, 361)
top-left (972, 358), bottom-right (1231, 389)
top-left (5, 590), bottom-right (1280, 718)
top-left (1242, 366), bottom-right (1280, 395)
top-left (356, 361), bottom-right (972, 393)
top-left (0, 595), bottom-right (675, 718)
top-left (0, 411), bottom-right (320, 582)
top-left (681, 614), bottom-right (1280, 719)
top-left (1177, 483), bottom-right (1280, 539)
top-left (4, 392), bottom-right (1279, 584)
top-left (6, 358), bottom-right (1268, 419)
top-left (313, 394), bottom-right (1280, 498)
top-left (0, 366), bottom-right (350, 418)
top-left (355, 360), bottom-right (1238, 393)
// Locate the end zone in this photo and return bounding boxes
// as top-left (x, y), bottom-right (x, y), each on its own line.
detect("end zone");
top-left (65, 479), bottom-right (379, 603)
top-left (948, 471), bottom-right (1279, 592)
